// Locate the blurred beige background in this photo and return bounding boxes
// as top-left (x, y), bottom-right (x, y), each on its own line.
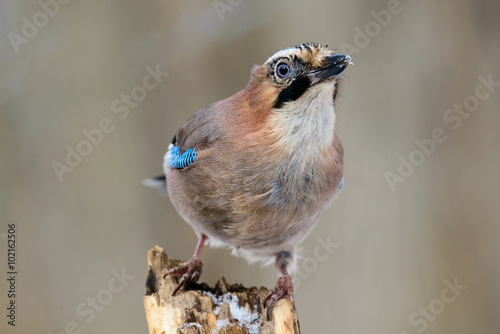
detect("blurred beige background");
top-left (1, 0), bottom-right (499, 333)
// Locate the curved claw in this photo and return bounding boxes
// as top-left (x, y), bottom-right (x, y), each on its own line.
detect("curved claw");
top-left (164, 256), bottom-right (203, 296)
top-left (164, 266), bottom-right (187, 278)
top-left (265, 275), bottom-right (295, 319)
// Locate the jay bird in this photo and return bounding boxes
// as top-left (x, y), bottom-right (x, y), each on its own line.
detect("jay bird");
top-left (145, 42), bottom-right (350, 316)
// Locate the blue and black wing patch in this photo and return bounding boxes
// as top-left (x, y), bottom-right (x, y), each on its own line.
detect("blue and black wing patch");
top-left (339, 177), bottom-right (344, 191)
top-left (169, 145), bottom-right (197, 169)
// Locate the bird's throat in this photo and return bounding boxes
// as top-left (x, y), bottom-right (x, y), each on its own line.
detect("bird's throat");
top-left (267, 82), bottom-right (336, 161)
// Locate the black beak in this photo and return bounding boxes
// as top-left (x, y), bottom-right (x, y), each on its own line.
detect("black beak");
top-left (308, 54), bottom-right (351, 85)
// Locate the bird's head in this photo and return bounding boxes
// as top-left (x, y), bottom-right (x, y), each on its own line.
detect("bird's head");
top-left (237, 43), bottom-right (350, 153)
top-left (245, 42), bottom-right (351, 113)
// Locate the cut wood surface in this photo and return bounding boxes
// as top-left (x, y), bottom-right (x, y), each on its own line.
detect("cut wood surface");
top-left (144, 245), bottom-right (300, 334)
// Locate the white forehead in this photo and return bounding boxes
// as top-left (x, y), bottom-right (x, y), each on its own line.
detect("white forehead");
top-left (266, 47), bottom-right (297, 63)
top-left (264, 44), bottom-right (332, 68)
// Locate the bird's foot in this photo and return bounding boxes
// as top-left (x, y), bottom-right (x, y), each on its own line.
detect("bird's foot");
top-left (265, 274), bottom-right (295, 319)
top-left (164, 256), bottom-right (203, 295)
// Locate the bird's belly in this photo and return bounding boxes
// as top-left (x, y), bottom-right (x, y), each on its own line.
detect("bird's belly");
top-left (166, 150), bottom-right (341, 261)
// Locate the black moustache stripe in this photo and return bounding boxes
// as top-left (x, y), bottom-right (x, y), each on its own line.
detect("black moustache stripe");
top-left (274, 76), bottom-right (311, 109)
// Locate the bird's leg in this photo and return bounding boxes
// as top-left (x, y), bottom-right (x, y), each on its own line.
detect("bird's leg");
top-left (266, 251), bottom-right (295, 319)
top-left (164, 234), bottom-right (206, 295)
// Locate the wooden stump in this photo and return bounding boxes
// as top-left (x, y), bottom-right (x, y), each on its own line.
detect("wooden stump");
top-left (144, 246), bottom-right (300, 334)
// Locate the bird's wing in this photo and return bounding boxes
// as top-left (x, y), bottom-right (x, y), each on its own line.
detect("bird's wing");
top-left (168, 103), bottom-right (222, 168)
top-left (143, 103), bottom-right (223, 190)
top-left (173, 103), bottom-right (221, 152)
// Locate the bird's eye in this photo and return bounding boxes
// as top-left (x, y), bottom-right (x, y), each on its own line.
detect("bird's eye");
top-left (276, 63), bottom-right (290, 79)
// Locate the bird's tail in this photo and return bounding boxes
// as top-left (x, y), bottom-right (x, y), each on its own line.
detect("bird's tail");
top-left (142, 174), bottom-right (168, 195)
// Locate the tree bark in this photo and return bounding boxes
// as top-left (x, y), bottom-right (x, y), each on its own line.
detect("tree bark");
top-left (144, 245), bottom-right (300, 334)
